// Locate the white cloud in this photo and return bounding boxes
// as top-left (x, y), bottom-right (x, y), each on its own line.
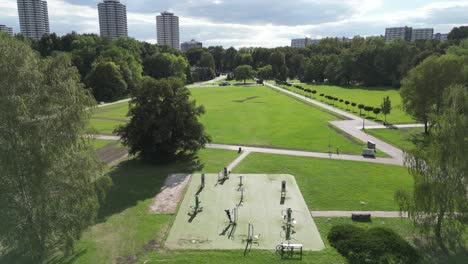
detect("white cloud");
top-left (2, 0), bottom-right (468, 47)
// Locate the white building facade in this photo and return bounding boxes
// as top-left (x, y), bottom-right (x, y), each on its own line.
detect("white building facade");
top-left (181, 39), bottom-right (202, 51)
top-left (411, 28), bottom-right (434, 41)
top-left (0, 25), bottom-right (14, 36)
top-left (98, 0), bottom-right (128, 39)
top-left (17, 0), bottom-right (49, 40)
top-left (157, 11), bottom-right (180, 50)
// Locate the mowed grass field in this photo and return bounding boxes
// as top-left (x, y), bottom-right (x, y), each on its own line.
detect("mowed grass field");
top-left (90, 86), bottom-right (369, 155)
top-left (366, 127), bottom-right (425, 151)
top-left (192, 86), bottom-right (366, 154)
top-left (233, 153), bottom-right (413, 211)
top-left (281, 83), bottom-right (415, 124)
top-left (56, 148), bottom-right (240, 264)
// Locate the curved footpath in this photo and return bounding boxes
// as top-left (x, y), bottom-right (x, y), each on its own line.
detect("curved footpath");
top-left (263, 82), bottom-right (425, 166)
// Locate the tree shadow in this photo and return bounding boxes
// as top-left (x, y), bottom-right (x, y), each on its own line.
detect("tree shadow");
top-left (97, 155), bottom-right (203, 221)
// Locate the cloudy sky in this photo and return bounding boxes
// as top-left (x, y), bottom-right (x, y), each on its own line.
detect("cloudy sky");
top-left (1, 0), bottom-right (467, 47)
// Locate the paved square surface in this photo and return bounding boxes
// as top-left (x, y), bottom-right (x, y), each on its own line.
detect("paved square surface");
top-left (165, 174), bottom-right (325, 251)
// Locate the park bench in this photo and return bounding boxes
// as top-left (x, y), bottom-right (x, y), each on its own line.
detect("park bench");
top-left (276, 243), bottom-right (303, 259)
top-left (352, 213), bottom-right (371, 222)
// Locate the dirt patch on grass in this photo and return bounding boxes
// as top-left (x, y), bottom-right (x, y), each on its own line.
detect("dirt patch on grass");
top-left (148, 174), bottom-right (191, 214)
top-left (97, 143), bottom-right (129, 165)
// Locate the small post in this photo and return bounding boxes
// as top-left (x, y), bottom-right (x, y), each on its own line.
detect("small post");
top-left (201, 174), bottom-right (205, 188)
top-left (225, 209), bottom-right (232, 223)
top-left (239, 176), bottom-right (243, 187)
top-left (224, 167), bottom-right (228, 177)
top-left (238, 147), bottom-right (242, 154)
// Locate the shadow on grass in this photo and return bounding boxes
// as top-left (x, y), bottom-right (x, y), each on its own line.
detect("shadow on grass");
top-left (97, 155), bottom-right (204, 222)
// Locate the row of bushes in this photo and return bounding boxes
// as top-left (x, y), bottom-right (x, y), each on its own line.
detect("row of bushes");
top-left (328, 224), bottom-right (419, 264)
top-left (288, 84), bottom-right (383, 118)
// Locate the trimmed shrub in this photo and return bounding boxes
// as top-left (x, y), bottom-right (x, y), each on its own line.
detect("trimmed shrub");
top-left (328, 225), bottom-right (419, 264)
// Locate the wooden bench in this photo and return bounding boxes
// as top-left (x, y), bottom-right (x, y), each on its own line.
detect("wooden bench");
top-left (352, 213), bottom-right (371, 222)
top-left (276, 243), bottom-right (303, 259)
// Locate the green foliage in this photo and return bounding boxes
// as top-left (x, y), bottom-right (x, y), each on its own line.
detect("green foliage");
top-left (448, 26), bottom-right (468, 44)
top-left (381, 96), bottom-right (392, 123)
top-left (397, 85), bottom-right (468, 253)
top-left (270, 51), bottom-right (288, 81)
top-left (0, 35), bottom-right (102, 261)
top-left (143, 53), bottom-right (188, 82)
top-left (116, 77), bottom-right (211, 163)
top-left (257, 65), bottom-right (273, 80)
top-left (234, 65), bottom-right (255, 83)
top-left (400, 54), bottom-right (467, 132)
top-left (86, 61), bottom-right (128, 102)
top-left (328, 224), bottom-right (419, 264)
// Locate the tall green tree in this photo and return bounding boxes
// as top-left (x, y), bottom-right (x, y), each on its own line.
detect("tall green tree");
top-left (381, 96), bottom-right (392, 124)
top-left (0, 35), bottom-right (103, 261)
top-left (86, 61), bottom-right (128, 102)
top-left (143, 53), bottom-right (188, 82)
top-left (257, 65), bottom-right (273, 80)
top-left (396, 85), bottom-right (468, 254)
top-left (270, 51), bottom-right (288, 81)
top-left (400, 54), bottom-right (467, 133)
top-left (234, 65), bottom-right (255, 84)
top-left (116, 77), bottom-right (211, 163)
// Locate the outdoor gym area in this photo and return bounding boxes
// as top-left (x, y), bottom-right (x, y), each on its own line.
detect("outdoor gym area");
top-left (166, 172), bottom-right (325, 255)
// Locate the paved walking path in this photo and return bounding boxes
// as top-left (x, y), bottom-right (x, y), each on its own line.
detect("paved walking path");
top-left (311, 211), bottom-right (408, 218)
top-left (363, 124), bottom-right (425, 129)
top-left (187, 75), bottom-right (227, 88)
top-left (226, 150), bottom-right (251, 171)
top-left (97, 98), bottom-right (131, 108)
top-left (264, 82), bottom-right (413, 165)
top-left (207, 143), bottom-right (402, 166)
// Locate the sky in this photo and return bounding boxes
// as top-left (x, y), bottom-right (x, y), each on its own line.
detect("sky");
top-left (1, 0), bottom-right (467, 48)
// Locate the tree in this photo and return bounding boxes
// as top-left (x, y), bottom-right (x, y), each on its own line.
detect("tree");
top-left (447, 26), bottom-right (468, 44)
top-left (86, 61), bottom-right (128, 102)
top-left (257, 65), bottom-right (273, 80)
top-left (345, 100), bottom-right (350, 110)
top-left (364, 106), bottom-right (373, 116)
top-left (400, 54), bottom-right (466, 133)
top-left (143, 53), bottom-right (188, 82)
top-left (270, 51), bottom-right (288, 81)
top-left (381, 96), bottom-right (392, 124)
top-left (234, 65), bottom-right (255, 84)
top-left (396, 85), bottom-right (468, 254)
top-left (199, 51), bottom-right (215, 69)
top-left (373, 107), bottom-right (381, 119)
top-left (234, 52), bottom-right (253, 67)
top-left (115, 77), bottom-right (211, 162)
top-left (223, 47), bottom-right (238, 72)
top-left (0, 36), bottom-right (104, 261)
top-left (358, 104), bottom-right (365, 116)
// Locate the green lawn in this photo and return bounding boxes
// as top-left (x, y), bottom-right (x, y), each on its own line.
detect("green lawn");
top-left (140, 217), bottom-right (413, 264)
top-left (365, 127), bottom-right (425, 151)
top-left (56, 148), bottom-right (240, 264)
top-left (90, 119), bottom-right (126, 135)
top-left (191, 86), bottom-right (366, 155)
top-left (281, 83), bottom-right (415, 124)
top-left (89, 86), bottom-right (369, 155)
top-left (90, 139), bottom-right (115, 150)
top-left (233, 153), bottom-right (413, 211)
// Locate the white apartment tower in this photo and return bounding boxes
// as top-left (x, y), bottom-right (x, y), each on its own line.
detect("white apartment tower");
top-left (156, 11), bottom-right (180, 50)
top-left (411, 28), bottom-right (434, 41)
top-left (0, 25), bottom-right (14, 36)
top-left (17, 0), bottom-right (50, 40)
top-left (98, 0), bottom-right (128, 39)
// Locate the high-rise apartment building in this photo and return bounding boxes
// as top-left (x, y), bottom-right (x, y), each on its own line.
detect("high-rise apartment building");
top-left (181, 39), bottom-right (202, 51)
top-left (434, 33), bottom-right (449, 42)
top-left (156, 11), bottom-right (180, 50)
top-left (384, 26), bottom-right (413, 43)
top-left (411, 28), bottom-right (434, 41)
top-left (291, 38), bottom-right (319, 48)
top-left (17, 0), bottom-right (50, 40)
top-left (0, 25), bottom-right (14, 36)
top-left (98, 0), bottom-right (128, 39)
